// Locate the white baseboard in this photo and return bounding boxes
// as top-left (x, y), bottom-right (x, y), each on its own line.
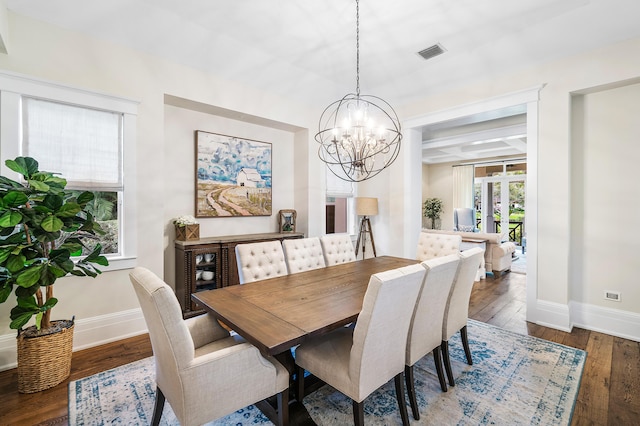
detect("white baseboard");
top-left (533, 300), bottom-right (572, 332)
top-left (0, 308), bottom-right (147, 372)
top-left (570, 301), bottom-right (640, 342)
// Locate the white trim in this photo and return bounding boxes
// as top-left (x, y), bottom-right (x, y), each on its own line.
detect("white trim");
top-left (570, 301), bottom-right (640, 343)
top-left (403, 85), bottom-right (545, 129)
top-left (0, 308), bottom-right (147, 372)
top-left (534, 300), bottom-right (572, 332)
top-left (0, 70), bottom-right (139, 114)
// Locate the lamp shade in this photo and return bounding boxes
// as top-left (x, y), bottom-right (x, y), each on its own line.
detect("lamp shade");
top-left (355, 197), bottom-right (378, 216)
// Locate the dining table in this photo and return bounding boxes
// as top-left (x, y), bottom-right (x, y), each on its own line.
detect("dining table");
top-left (192, 255), bottom-right (419, 358)
top-left (192, 255), bottom-right (419, 424)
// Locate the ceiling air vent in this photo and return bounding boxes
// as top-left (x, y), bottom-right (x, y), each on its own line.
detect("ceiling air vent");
top-left (417, 43), bottom-right (446, 61)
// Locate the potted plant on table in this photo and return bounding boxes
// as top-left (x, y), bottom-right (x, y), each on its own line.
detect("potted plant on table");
top-left (423, 197), bottom-right (444, 230)
top-left (0, 156), bottom-right (108, 393)
top-left (173, 215), bottom-right (200, 241)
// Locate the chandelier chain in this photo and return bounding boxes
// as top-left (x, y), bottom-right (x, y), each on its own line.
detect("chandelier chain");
top-left (356, 0), bottom-right (360, 97)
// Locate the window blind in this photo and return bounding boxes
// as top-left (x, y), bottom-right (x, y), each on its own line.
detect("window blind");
top-left (22, 97), bottom-right (123, 191)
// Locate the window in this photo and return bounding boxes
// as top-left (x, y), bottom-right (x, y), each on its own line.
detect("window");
top-left (0, 71), bottom-right (137, 270)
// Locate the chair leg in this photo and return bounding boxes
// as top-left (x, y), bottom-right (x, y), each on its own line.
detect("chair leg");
top-left (151, 386), bottom-right (165, 426)
top-left (441, 340), bottom-right (455, 386)
top-left (460, 325), bottom-right (473, 365)
top-left (433, 346), bottom-right (448, 392)
top-left (276, 388), bottom-right (289, 426)
top-left (404, 365), bottom-right (420, 420)
top-left (394, 372), bottom-right (410, 426)
top-left (295, 365), bottom-right (305, 402)
top-left (352, 400), bottom-right (364, 426)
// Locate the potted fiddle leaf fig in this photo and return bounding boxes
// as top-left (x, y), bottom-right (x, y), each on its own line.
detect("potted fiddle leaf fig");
top-left (0, 156), bottom-right (108, 393)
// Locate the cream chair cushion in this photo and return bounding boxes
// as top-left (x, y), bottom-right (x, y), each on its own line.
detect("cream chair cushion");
top-left (129, 267), bottom-right (288, 426)
top-left (295, 264), bottom-right (425, 403)
top-left (407, 254), bottom-right (460, 367)
top-left (416, 231), bottom-right (462, 261)
top-left (235, 240), bottom-right (288, 284)
top-left (443, 247), bottom-right (485, 340)
top-left (282, 237), bottom-right (326, 273)
top-left (320, 234), bottom-right (356, 266)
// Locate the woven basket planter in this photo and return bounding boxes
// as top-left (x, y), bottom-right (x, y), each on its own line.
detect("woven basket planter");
top-left (175, 224), bottom-right (200, 241)
top-left (17, 319), bottom-right (74, 393)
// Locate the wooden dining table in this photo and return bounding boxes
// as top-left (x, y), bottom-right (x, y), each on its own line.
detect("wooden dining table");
top-left (192, 255), bottom-right (419, 357)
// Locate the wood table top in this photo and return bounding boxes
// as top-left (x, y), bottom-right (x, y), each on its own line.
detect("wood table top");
top-left (192, 256), bottom-right (418, 356)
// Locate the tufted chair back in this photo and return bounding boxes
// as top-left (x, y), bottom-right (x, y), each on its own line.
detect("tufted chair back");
top-left (235, 240), bottom-right (289, 284)
top-left (320, 234), bottom-right (356, 266)
top-left (282, 237), bottom-right (326, 273)
top-left (416, 231), bottom-right (461, 261)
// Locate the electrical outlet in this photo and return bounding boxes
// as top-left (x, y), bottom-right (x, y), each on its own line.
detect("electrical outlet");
top-left (604, 290), bottom-right (621, 302)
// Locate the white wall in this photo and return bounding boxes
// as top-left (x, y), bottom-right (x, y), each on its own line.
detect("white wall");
top-left (571, 82), bottom-right (640, 313)
top-left (401, 37), bottom-right (640, 340)
top-left (163, 103), bottom-right (297, 288)
top-left (0, 11), bottom-right (320, 370)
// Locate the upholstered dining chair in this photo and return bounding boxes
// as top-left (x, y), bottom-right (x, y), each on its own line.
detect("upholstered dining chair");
top-left (129, 267), bottom-right (289, 426)
top-left (282, 237), bottom-right (326, 273)
top-left (295, 264), bottom-right (426, 426)
top-left (235, 240), bottom-right (288, 284)
top-left (441, 247), bottom-right (485, 387)
top-left (320, 233), bottom-right (357, 266)
top-left (416, 230), bottom-right (462, 261)
top-left (405, 253), bottom-right (460, 420)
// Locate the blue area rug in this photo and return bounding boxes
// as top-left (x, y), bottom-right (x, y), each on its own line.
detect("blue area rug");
top-left (68, 320), bottom-right (585, 425)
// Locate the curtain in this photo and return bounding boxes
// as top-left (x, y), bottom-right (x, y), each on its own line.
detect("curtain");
top-left (452, 165), bottom-right (474, 209)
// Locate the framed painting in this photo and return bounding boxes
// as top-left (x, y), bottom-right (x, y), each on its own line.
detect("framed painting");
top-left (195, 130), bottom-right (272, 217)
top-left (278, 209), bottom-right (296, 233)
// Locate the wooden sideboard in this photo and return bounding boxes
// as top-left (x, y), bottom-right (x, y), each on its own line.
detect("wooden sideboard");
top-left (175, 232), bottom-right (304, 318)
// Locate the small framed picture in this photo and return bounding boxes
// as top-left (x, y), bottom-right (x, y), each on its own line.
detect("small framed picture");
top-left (278, 210), bottom-right (296, 233)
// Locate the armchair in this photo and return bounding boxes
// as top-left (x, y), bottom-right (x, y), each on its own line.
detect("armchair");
top-left (453, 208), bottom-right (479, 232)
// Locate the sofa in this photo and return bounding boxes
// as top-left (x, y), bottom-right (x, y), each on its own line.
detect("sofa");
top-left (421, 229), bottom-right (516, 276)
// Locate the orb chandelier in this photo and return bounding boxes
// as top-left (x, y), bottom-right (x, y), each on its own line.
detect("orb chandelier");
top-left (315, 0), bottom-right (402, 183)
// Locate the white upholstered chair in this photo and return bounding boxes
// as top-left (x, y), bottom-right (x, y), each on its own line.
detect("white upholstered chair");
top-left (416, 231), bottom-right (462, 261)
top-left (235, 240), bottom-right (288, 284)
top-left (404, 254), bottom-right (460, 420)
top-left (295, 264), bottom-right (426, 426)
top-left (282, 237), bottom-right (326, 273)
top-left (320, 233), bottom-right (356, 266)
top-left (441, 247), bottom-right (485, 386)
top-left (129, 267), bottom-right (289, 426)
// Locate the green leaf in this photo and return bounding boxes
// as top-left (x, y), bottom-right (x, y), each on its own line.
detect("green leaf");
top-left (6, 157), bottom-right (39, 178)
top-left (56, 202), bottom-right (81, 218)
top-left (10, 312), bottom-right (33, 330)
top-left (43, 194), bottom-right (63, 211)
top-left (41, 215), bottom-right (64, 232)
top-left (0, 210), bottom-right (22, 228)
top-left (16, 294), bottom-right (39, 310)
top-left (3, 191), bottom-right (28, 208)
top-left (76, 191), bottom-right (95, 205)
top-left (42, 297), bottom-right (58, 310)
top-left (6, 254), bottom-right (26, 273)
top-left (15, 264), bottom-right (43, 288)
top-left (28, 179), bottom-right (49, 192)
top-left (34, 312), bottom-right (43, 330)
top-left (0, 282), bottom-right (12, 303)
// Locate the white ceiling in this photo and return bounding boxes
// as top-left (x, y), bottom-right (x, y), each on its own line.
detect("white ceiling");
top-left (6, 0), bottom-right (640, 163)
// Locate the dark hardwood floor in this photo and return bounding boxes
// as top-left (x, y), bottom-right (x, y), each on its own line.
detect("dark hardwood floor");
top-left (0, 270), bottom-right (638, 425)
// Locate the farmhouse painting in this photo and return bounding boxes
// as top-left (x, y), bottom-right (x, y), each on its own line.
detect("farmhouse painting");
top-left (195, 130), bottom-right (272, 217)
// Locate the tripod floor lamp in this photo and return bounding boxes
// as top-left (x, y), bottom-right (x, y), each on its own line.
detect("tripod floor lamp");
top-left (355, 197), bottom-right (378, 259)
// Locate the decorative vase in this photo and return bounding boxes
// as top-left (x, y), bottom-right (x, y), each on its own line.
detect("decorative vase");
top-left (175, 224), bottom-right (200, 241)
top-left (17, 319), bottom-right (75, 393)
